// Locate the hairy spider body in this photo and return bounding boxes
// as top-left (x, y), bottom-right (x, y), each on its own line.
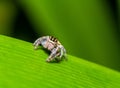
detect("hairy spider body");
top-left (33, 36), bottom-right (66, 62)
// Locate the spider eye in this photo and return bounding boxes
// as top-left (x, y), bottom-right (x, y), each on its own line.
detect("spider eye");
top-left (41, 38), bottom-right (47, 45)
top-left (42, 38), bottom-right (47, 42)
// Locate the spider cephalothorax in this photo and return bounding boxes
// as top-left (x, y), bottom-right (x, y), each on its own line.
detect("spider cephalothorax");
top-left (33, 36), bottom-right (66, 62)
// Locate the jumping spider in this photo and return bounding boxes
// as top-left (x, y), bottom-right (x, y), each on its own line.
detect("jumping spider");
top-left (33, 36), bottom-right (66, 62)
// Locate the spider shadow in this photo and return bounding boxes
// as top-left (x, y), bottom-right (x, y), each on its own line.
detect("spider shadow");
top-left (49, 56), bottom-right (67, 63)
top-left (34, 46), bottom-right (50, 56)
top-left (40, 47), bottom-right (51, 55)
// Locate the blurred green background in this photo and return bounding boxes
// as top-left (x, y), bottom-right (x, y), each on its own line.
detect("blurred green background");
top-left (0, 0), bottom-right (119, 71)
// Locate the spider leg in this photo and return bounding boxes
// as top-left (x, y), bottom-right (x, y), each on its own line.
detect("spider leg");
top-left (33, 38), bottom-right (41, 49)
top-left (59, 45), bottom-right (67, 60)
top-left (46, 47), bottom-right (60, 62)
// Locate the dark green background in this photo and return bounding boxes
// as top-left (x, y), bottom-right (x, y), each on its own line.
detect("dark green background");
top-left (0, 0), bottom-right (119, 71)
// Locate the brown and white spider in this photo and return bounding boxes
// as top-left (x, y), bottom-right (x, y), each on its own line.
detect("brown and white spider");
top-left (33, 36), bottom-right (66, 62)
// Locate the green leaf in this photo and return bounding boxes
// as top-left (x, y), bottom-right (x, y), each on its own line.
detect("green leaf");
top-left (18, 0), bottom-right (120, 70)
top-left (0, 35), bottom-right (120, 88)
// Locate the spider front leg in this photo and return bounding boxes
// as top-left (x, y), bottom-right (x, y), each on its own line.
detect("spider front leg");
top-left (46, 52), bottom-right (61, 62)
top-left (46, 47), bottom-right (60, 62)
top-left (33, 38), bottom-right (41, 49)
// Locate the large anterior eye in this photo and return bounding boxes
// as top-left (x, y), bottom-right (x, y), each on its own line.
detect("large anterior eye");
top-left (41, 38), bottom-right (47, 45)
top-left (42, 38), bottom-right (47, 42)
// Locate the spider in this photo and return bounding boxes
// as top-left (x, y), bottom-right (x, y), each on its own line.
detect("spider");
top-left (33, 36), bottom-right (66, 62)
